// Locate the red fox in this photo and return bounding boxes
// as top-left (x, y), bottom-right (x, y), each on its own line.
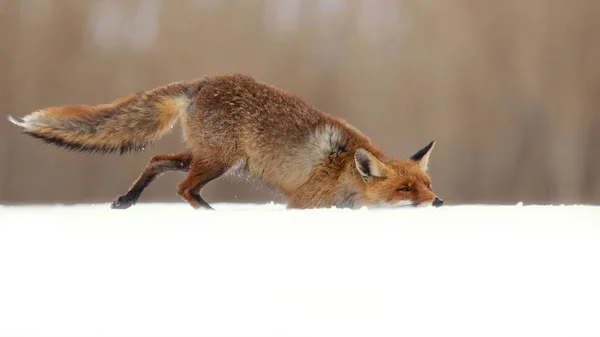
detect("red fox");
top-left (8, 74), bottom-right (443, 209)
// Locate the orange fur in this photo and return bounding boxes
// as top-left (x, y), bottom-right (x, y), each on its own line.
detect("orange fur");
top-left (9, 73), bottom-right (443, 209)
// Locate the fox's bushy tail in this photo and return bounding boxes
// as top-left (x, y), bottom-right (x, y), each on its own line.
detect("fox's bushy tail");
top-left (8, 79), bottom-right (203, 154)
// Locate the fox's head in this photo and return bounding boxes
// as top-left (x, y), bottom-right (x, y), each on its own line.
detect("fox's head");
top-left (354, 141), bottom-right (443, 208)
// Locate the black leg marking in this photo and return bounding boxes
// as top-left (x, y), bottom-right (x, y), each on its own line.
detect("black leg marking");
top-left (111, 153), bottom-right (191, 209)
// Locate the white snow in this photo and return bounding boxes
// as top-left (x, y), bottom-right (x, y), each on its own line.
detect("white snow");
top-left (1, 203), bottom-right (599, 337)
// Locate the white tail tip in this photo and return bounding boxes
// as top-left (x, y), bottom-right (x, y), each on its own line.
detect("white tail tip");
top-left (7, 115), bottom-right (26, 128)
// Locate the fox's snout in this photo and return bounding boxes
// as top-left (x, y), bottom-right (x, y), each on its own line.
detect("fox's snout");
top-left (433, 197), bottom-right (443, 207)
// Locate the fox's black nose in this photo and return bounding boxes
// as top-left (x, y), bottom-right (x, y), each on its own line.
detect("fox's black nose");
top-left (433, 197), bottom-right (443, 207)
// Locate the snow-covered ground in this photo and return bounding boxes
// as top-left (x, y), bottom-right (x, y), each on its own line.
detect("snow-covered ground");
top-left (1, 203), bottom-right (599, 337)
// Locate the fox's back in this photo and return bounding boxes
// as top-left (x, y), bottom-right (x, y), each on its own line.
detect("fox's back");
top-left (193, 74), bottom-right (325, 144)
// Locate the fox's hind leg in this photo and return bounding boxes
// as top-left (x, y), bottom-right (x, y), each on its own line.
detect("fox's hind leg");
top-left (176, 159), bottom-right (227, 210)
top-left (111, 153), bottom-right (192, 209)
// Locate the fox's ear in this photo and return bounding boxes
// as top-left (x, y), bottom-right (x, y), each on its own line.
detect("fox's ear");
top-left (410, 141), bottom-right (435, 172)
top-left (355, 148), bottom-right (387, 182)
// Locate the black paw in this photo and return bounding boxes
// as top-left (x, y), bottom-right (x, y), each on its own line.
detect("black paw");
top-left (110, 195), bottom-right (136, 209)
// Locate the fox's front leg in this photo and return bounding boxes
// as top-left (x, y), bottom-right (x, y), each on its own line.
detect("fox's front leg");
top-left (111, 153), bottom-right (191, 209)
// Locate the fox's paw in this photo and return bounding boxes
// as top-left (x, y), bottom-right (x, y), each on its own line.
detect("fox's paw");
top-left (110, 195), bottom-right (136, 209)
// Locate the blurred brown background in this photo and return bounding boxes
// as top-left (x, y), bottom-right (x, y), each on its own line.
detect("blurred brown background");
top-left (1, 0), bottom-right (599, 206)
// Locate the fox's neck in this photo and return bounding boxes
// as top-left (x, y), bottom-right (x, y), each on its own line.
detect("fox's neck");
top-left (332, 164), bottom-right (367, 208)
top-left (307, 149), bottom-right (370, 209)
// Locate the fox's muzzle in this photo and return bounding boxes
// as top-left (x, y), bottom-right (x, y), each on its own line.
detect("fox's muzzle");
top-left (433, 197), bottom-right (444, 207)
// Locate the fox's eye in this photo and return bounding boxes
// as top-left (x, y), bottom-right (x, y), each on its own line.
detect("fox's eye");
top-left (397, 187), bottom-right (412, 192)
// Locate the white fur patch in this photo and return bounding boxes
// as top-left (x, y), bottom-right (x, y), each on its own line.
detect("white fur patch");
top-left (393, 200), bottom-right (415, 207)
top-left (7, 115), bottom-right (24, 127)
top-left (7, 110), bottom-right (45, 130)
top-left (309, 124), bottom-right (347, 157)
top-left (374, 199), bottom-right (414, 209)
top-left (224, 159), bottom-right (247, 177)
